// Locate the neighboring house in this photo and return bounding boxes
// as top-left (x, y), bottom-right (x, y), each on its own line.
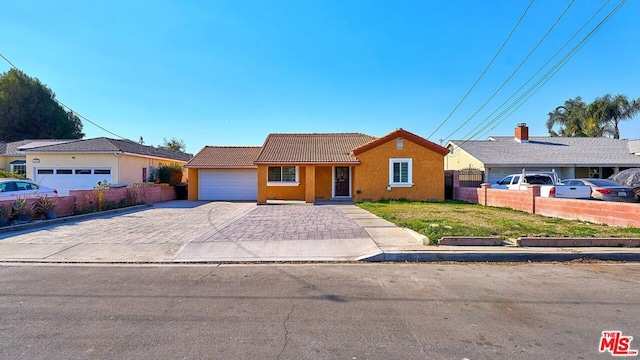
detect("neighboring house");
top-left (0, 139), bottom-right (73, 176)
top-left (446, 123), bottom-right (640, 184)
top-left (630, 140), bottom-right (640, 156)
top-left (185, 146), bottom-right (262, 201)
top-left (187, 128), bottom-right (449, 203)
top-left (20, 137), bottom-right (192, 195)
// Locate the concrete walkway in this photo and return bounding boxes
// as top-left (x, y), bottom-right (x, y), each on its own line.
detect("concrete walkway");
top-left (0, 200), bottom-right (638, 263)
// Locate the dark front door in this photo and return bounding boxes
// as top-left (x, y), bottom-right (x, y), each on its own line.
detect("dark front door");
top-left (334, 167), bottom-right (350, 197)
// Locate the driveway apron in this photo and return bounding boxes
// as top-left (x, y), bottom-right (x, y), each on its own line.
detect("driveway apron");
top-left (0, 201), bottom-right (383, 262)
top-left (176, 205), bottom-right (382, 261)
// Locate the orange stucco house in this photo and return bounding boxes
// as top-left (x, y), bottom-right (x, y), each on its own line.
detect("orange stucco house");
top-left (186, 128), bottom-right (449, 203)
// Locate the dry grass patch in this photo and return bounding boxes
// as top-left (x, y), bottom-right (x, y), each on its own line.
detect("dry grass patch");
top-left (357, 200), bottom-right (640, 245)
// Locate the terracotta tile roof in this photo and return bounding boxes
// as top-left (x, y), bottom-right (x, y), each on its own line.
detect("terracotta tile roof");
top-left (21, 137), bottom-right (192, 162)
top-left (352, 128), bottom-right (449, 156)
top-left (186, 146), bottom-right (262, 168)
top-left (255, 133), bottom-right (376, 164)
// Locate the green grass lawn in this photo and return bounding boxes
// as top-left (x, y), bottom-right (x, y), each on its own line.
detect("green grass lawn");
top-left (357, 200), bottom-right (640, 245)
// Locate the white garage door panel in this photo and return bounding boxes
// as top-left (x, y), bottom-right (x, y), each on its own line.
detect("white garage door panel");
top-left (199, 169), bottom-right (257, 201)
top-left (35, 169), bottom-right (112, 196)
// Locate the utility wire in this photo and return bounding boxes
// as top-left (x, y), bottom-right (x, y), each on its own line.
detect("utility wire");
top-left (442, 0), bottom-right (576, 141)
top-left (458, 0), bottom-right (611, 142)
top-left (475, 0), bottom-right (628, 138)
top-left (427, 0), bottom-right (535, 140)
top-left (0, 53), bottom-right (130, 140)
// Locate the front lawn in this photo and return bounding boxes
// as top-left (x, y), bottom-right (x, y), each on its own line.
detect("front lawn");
top-left (357, 200), bottom-right (640, 245)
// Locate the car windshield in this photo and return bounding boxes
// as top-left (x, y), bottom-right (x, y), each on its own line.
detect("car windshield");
top-left (588, 179), bottom-right (621, 187)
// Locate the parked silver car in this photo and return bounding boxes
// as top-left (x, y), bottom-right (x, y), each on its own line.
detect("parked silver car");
top-left (0, 179), bottom-right (58, 201)
top-left (562, 178), bottom-right (637, 202)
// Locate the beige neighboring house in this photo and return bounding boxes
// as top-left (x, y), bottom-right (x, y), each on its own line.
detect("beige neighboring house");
top-left (0, 139), bottom-right (73, 177)
top-left (446, 123), bottom-right (640, 184)
top-left (16, 137), bottom-right (191, 195)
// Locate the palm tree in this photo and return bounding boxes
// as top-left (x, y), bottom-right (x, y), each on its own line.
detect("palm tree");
top-left (546, 97), bottom-right (588, 137)
top-left (590, 94), bottom-right (640, 139)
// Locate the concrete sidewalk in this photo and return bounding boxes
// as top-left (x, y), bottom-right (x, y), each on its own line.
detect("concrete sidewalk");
top-left (0, 201), bottom-right (638, 263)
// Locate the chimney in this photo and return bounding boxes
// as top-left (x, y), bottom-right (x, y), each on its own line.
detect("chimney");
top-left (515, 123), bottom-right (529, 143)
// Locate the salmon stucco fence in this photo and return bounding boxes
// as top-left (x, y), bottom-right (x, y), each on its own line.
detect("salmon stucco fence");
top-left (0, 185), bottom-right (177, 223)
top-left (453, 184), bottom-right (640, 228)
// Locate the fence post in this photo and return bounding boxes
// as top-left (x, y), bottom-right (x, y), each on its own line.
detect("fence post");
top-left (480, 183), bottom-right (491, 206)
top-left (528, 185), bottom-right (541, 214)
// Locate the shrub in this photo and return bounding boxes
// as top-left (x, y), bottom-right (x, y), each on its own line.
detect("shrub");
top-left (157, 163), bottom-right (184, 186)
top-left (0, 203), bottom-right (11, 218)
top-left (0, 170), bottom-right (25, 179)
top-left (32, 195), bottom-right (56, 219)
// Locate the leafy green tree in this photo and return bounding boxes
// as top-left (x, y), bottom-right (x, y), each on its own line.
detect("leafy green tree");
top-left (0, 69), bottom-right (84, 141)
top-left (547, 94), bottom-right (639, 138)
top-left (589, 94), bottom-right (640, 139)
top-left (546, 97), bottom-right (588, 137)
top-left (160, 137), bottom-right (186, 152)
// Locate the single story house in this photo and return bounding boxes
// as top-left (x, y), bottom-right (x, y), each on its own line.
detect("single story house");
top-left (186, 128), bottom-right (449, 203)
top-left (630, 139), bottom-right (640, 156)
top-left (185, 146), bottom-right (262, 201)
top-left (0, 139), bottom-right (72, 176)
top-left (445, 123), bottom-right (640, 184)
top-left (19, 137), bottom-right (192, 195)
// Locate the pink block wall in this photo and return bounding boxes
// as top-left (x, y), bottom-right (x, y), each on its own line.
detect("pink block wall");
top-left (454, 182), bottom-right (640, 228)
top-left (536, 197), bottom-right (640, 227)
top-left (0, 186), bottom-right (176, 220)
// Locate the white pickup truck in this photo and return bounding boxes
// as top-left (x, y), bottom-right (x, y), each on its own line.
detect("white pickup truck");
top-left (492, 170), bottom-right (592, 199)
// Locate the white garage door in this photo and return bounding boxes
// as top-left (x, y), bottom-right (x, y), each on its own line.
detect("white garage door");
top-left (35, 168), bottom-right (113, 196)
top-left (199, 169), bottom-right (257, 201)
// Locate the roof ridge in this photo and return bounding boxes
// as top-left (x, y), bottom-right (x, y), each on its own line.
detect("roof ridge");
top-left (205, 145), bottom-right (262, 148)
top-left (267, 132), bottom-right (374, 136)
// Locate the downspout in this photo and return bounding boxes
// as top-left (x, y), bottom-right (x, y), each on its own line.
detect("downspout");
top-left (114, 152), bottom-right (121, 183)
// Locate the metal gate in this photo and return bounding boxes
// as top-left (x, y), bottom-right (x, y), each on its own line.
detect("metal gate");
top-left (459, 167), bottom-right (484, 188)
top-left (444, 170), bottom-right (454, 200)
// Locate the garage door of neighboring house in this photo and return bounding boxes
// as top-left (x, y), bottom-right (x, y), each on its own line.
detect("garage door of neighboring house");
top-left (198, 169), bottom-right (257, 201)
top-left (34, 168), bottom-right (113, 196)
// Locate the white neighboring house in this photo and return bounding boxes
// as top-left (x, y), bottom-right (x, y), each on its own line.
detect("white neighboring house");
top-left (446, 123), bottom-right (640, 184)
top-left (4, 137), bottom-right (193, 196)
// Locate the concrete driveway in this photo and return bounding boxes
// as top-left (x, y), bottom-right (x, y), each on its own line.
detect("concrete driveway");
top-left (0, 201), bottom-right (417, 262)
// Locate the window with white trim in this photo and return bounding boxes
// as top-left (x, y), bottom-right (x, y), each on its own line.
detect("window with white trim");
top-left (268, 166), bottom-right (298, 184)
top-left (389, 158), bottom-right (413, 187)
top-left (10, 163), bottom-right (26, 176)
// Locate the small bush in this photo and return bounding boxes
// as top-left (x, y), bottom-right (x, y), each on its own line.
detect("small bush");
top-left (0, 170), bottom-right (25, 179)
top-left (157, 163), bottom-right (184, 186)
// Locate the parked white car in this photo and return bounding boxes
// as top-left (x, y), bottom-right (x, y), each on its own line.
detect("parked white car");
top-left (492, 170), bottom-right (591, 199)
top-left (0, 178), bottom-right (58, 201)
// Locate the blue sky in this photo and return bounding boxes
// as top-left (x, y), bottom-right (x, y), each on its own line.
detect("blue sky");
top-left (2, 0), bottom-right (639, 153)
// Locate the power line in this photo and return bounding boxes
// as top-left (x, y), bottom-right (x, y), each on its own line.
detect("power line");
top-left (442, 0), bottom-right (576, 141)
top-left (0, 53), bottom-right (130, 140)
top-left (458, 0), bottom-right (611, 142)
top-left (476, 0), bottom-right (628, 138)
top-left (458, 0), bottom-right (627, 143)
top-left (427, 0), bottom-right (535, 139)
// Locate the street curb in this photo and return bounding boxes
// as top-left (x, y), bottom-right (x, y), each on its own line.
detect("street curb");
top-left (364, 251), bottom-right (640, 262)
top-left (0, 204), bottom-right (153, 234)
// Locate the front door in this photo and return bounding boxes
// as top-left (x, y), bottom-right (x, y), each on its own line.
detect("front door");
top-left (334, 167), bottom-right (350, 197)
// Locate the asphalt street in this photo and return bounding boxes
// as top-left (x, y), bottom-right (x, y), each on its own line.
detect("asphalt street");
top-left (1, 263), bottom-right (638, 359)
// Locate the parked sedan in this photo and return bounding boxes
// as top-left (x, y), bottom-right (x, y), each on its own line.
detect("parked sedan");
top-left (562, 178), bottom-right (637, 202)
top-left (0, 179), bottom-right (58, 201)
